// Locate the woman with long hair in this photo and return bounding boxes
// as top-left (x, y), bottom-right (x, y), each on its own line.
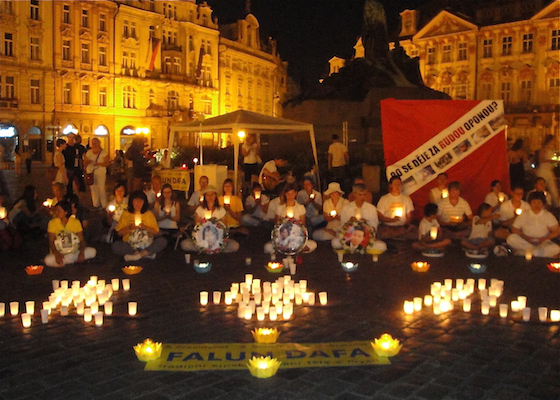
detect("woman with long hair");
top-left (9, 185), bottom-right (49, 236)
top-left (154, 183), bottom-right (180, 233)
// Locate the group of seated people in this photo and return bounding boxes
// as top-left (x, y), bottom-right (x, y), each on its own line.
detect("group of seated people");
top-left (1, 167), bottom-right (558, 267)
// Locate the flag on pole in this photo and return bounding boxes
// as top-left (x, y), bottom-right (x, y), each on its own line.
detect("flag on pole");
top-left (147, 36), bottom-right (161, 71)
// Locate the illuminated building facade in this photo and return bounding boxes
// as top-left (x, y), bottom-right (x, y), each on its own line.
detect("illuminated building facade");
top-left (0, 0), bottom-right (287, 161)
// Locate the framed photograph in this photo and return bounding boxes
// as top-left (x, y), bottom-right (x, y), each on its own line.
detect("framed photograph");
top-left (54, 232), bottom-right (80, 254)
top-left (192, 219), bottom-right (229, 254)
top-left (271, 218), bottom-right (308, 255)
top-left (339, 220), bottom-right (376, 254)
top-left (128, 229), bottom-right (154, 250)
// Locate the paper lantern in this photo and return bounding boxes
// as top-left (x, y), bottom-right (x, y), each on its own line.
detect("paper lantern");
top-left (122, 266), bottom-right (143, 275)
top-left (371, 334), bottom-right (402, 357)
top-left (251, 328), bottom-right (280, 344)
top-left (133, 339), bottom-right (163, 362)
top-left (411, 261), bottom-right (430, 272)
top-left (25, 265), bottom-right (44, 275)
top-left (265, 262), bottom-right (284, 273)
top-left (547, 262), bottom-right (560, 273)
top-left (247, 356), bottom-right (281, 378)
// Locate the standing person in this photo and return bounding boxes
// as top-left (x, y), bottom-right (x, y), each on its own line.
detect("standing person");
top-left (63, 133), bottom-right (86, 194)
top-left (125, 136), bottom-right (148, 192)
top-left (110, 150), bottom-right (126, 182)
top-left (54, 139), bottom-right (68, 185)
top-left (241, 134), bottom-right (261, 196)
top-left (536, 135), bottom-right (559, 207)
top-left (21, 146), bottom-right (33, 175)
top-left (84, 138), bottom-right (110, 209)
top-left (328, 134), bottom-right (349, 189)
top-left (508, 139), bottom-right (528, 189)
top-left (13, 145), bottom-right (21, 177)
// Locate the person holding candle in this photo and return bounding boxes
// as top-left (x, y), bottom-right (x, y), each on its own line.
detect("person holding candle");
top-left (461, 203), bottom-right (499, 255)
top-left (104, 181), bottom-right (128, 243)
top-left (187, 175), bottom-right (209, 216)
top-left (296, 177), bottom-right (324, 231)
top-left (413, 203), bottom-right (451, 252)
top-left (428, 173), bottom-right (449, 203)
top-left (112, 191), bottom-right (167, 261)
top-left (145, 175), bottom-right (163, 209)
top-left (507, 191), bottom-right (559, 258)
top-left (346, 177), bottom-right (373, 204)
top-left (376, 176), bottom-right (415, 239)
top-left (526, 177), bottom-right (553, 209)
top-left (494, 185), bottom-right (530, 241)
top-left (436, 181), bottom-right (473, 238)
top-left (241, 183), bottom-right (270, 227)
top-left (332, 183), bottom-right (386, 253)
top-left (181, 185), bottom-right (239, 252)
top-left (50, 182), bottom-right (67, 210)
top-left (44, 200), bottom-right (96, 267)
top-left (218, 179), bottom-right (246, 234)
top-left (484, 180), bottom-right (508, 211)
top-left (313, 182), bottom-right (348, 241)
top-left (154, 183), bottom-right (180, 234)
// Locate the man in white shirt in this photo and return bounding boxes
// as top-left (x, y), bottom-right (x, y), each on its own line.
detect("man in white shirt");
top-left (328, 134), bottom-right (349, 188)
top-left (332, 183), bottom-right (386, 253)
top-left (437, 181), bottom-right (473, 238)
top-left (507, 191), bottom-right (559, 258)
top-left (296, 178), bottom-right (323, 228)
top-left (494, 185), bottom-right (531, 240)
top-left (377, 176), bottom-right (415, 239)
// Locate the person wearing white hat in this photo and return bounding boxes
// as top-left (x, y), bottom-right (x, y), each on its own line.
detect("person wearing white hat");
top-left (313, 182), bottom-right (349, 241)
top-left (180, 185), bottom-right (239, 253)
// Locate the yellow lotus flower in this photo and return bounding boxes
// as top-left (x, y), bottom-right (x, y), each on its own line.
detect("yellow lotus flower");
top-left (247, 356), bottom-right (281, 378)
top-left (251, 328), bottom-right (280, 343)
top-left (371, 333), bottom-right (402, 357)
top-left (133, 339), bottom-right (163, 362)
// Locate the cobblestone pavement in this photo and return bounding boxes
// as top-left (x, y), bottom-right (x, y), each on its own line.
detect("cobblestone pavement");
top-left (0, 167), bottom-right (559, 400)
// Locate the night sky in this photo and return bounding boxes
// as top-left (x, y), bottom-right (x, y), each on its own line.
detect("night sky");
top-left (207, 0), bottom-right (434, 86)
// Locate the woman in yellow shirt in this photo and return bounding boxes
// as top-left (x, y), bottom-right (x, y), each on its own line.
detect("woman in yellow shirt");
top-left (218, 179), bottom-right (248, 235)
top-left (113, 191), bottom-right (167, 261)
top-left (44, 200), bottom-right (96, 267)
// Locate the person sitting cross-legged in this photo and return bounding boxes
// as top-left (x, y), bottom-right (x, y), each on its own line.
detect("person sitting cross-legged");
top-left (312, 182), bottom-right (348, 241)
top-left (494, 185), bottom-right (531, 241)
top-left (461, 203), bottom-right (499, 255)
top-left (507, 191), bottom-right (560, 258)
top-left (44, 200), bottom-right (96, 267)
top-left (376, 176), bottom-right (416, 240)
top-left (413, 203), bottom-right (451, 253)
top-left (296, 177), bottom-right (324, 231)
top-left (437, 181), bottom-right (473, 239)
top-left (241, 183), bottom-right (270, 227)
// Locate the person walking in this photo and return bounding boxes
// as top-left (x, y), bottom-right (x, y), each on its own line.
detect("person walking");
top-left (84, 137), bottom-right (110, 209)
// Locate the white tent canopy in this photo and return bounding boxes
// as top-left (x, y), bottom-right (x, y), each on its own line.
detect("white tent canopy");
top-left (171, 109), bottom-right (318, 193)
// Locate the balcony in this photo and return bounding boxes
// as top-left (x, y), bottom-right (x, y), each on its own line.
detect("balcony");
top-left (0, 99), bottom-right (18, 109)
top-left (162, 43), bottom-right (182, 52)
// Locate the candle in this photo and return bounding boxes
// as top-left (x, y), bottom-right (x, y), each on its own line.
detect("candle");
top-left (308, 292), bottom-right (315, 306)
top-left (269, 309), bottom-right (278, 321)
top-left (511, 300), bottom-right (520, 312)
top-left (444, 279), bottom-right (453, 290)
top-left (424, 295), bottom-right (433, 306)
top-left (0, 206), bottom-right (6, 219)
top-left (538, 307), bottom-right (548, 322)
top-left (403, 300), bottom-right (414, 314)
top-left (286, 206), bottom-right (294, 219)
top-left (0, 303), bottom-right (4, 317)
top-left (104, 301), bottom-right (113, 315)
top-left (224, 195), bottom-right (231, 205)
top-left (134, 213), bottom-right (142, 226)
top-left (498, 193), bottom-right (505, 203)
top-left (463, 298), bottom-right (471, 312)
top-left (9, 302), bottom-right (18, 316)
top-left (204, 210), bottom-right (212, 219)
top-left (40, 308), bottom-right (49, 324)
top-left (354, 208), bottom-right (361, 220)
top-left (413, 297), bottom-right (423, 311)
top-left (499, 304), bottom-right (508, 318)
top-left (309, 193), bottom-right (315, 200)
top-left (515, 208), bottom-right (522, 216)
top-left (254, 191), bottom-right (261, 200)
top-left (122, 279), bottom-right (130, 291)
top-left (433, 302), bottom-right (441, 315)
top-left (451, 289), bottom-right (459, 302)
top-left (478, 279), bottom-right (486, 290)
top-left (84, 308), bottom-right (92, 322)
top-left (213, 291), bottom-right (221, 304)
top-left (517, 296), bottom-right (527, 309)
top-left (299, 280), bottom-right (307, 292)
top-left (128, 302), bottom-right (137, 316)
top-left (394, 207), bottom-right (403, 218)
top-left (200, 291), bottom-right (209, 306)
top-left (224, 291), bottom-right (232, 305)
top-left (319, 292), bottom-right (327, 305)
top-left (25, 301), bottom-right (35, 315)
top-left (257, 307), bottom-right (265, 321)
top-left (244, 307), bottom-right (252, 320)
top-left (488, 295), bottom-right (497, 307)
top-left (94, 312), bottom-right (103, 326)
top-left (199, 195), bottom-right (204, 203)
top-left (76, 301), bottom-right (84, 315)
top-left (21, 313), bottom-right (31, 328)
top-left (52, 280), bottom-right (60, 291)
top-left (60, 306), bottom-right (68, 316)
top-left (330, 210), bottom-right (337, 217)
top-left (429, 227), bottom-right (438, 240)
top-left (525, 249), bottom-right (533, 261)
top-left (108, 204), bottom-right (116, 212)
top-left (522, 307), bottom-right (531, 322)
top-left (550, 310), bottom-right (560, 322)
top-left (441, 189), bottom-right (448, 198)
top-left (111, 278), bottom-right (119, 291)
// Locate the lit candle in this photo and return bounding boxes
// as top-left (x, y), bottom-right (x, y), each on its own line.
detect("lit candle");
top-left (199, 195), bottom-right (204, 203)
top-left (60, 306), bottom-right (68, 316)
top-left (134, 213), bottom-right (142, 226)
top-left (441, 189), bottom-right (448, 198)
top-left (525, 249), bottom-right (533, 261)
top-left (111, 278), bottom-right (119, 291)
top-left (478, 279), bottom-right (486, 290)
top-left (104, 301), bottom-right (113, 315)
top-left (84, 308), bottom-right (92, 322)
top-left (517, 296), bottom-right (527, 309)
top-left (309, 193), bottom-right (315, 200)
top-left (244, 307), bottom-right (252, 320)
top-left (40, 309), bottom-right (49, 324)
top-left (122, 279), bottom-right (130, 291)
top-left (522, 307), bottom-right (531, 322)
top-left (108, 204), bottom-right (116, 212)
top-left (0, 303), bottom-right (4, 317)
top-left (200, 291), bottom-right (209, 306)
top-left (308, 292), bottom-right (315, 306)
top-left (9, 302), bottom-right (18, 316)
top-left (224, 291), bottom-right (232, 305)
top-left (213, 291), bottom-right (221, 305)
top-left (403, 300), bottom-right (414, 314)
top-left (319, 292), bottom-right (327, 305)
top-left (538, 307), bottom-right (547, 322)
top-left (550, 310), bottom-right (560, 322)
top-left (424, 295), bottom-right (433, 306)
top-left (134, 339), bottom-right (163, 362)
top-left (128, 302), bottom-right (137, 316)
top-left (463, 298), bottom-right (471, 312)
top-left (257, 307), bottom-right (265, 321)
top-left (94, 312), bottom-right (103, 326)
top-left (204, 210), bottom-right (212, 219)
top-left (330, 210), bottom-right (337, 217)
top-left (0, 206), bottom-right (6, 219)
top-left (354, 208), bottom-right (361, 220)
top-left (499, 304), bottom-right (508, 318)
top-left (394, 207), bottom-right (403, 218)
top-left (254, 191), bottom-right (261, 200)
top-left (286, 206), bottom-right (294, 219)
top-left (413, 297), bottom-right (423, 311)
top-left (223, 195), bottom-right (231, 205)
top-left (269, 309), bottom-right (277, 321)
top-left (76, 301), bottom-right (84, 315)
top-left (498, 193), bottom-right (505, 203)
top-left (515, 208), bottom-right (522, 216)
top-left (25, 301), bottom-right (35, 315)
top-left (21, 313), bottom-right (31, 328)
top-left (511, 300), bottom-right (520, 312)
top-left (444, 279), bottom-right (453, 290)
top-left (433, 302), bottom-right (441, 315)
top-left (429, 226), bottom-right (438, 240)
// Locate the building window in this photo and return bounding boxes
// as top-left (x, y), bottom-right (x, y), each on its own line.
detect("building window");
top-left (99, 87), bottom-right (107, 106)
top-left (206, 40), bottom-right (211, 55)
top-left (427, 47), bottom-right (436, 64)
top-left (122, 51), bottom-right (129, 68)
top-left (81, 42), bottom-right (90, 63)
top-left (63, 4), bottom-right (70, 23)
top-left (63, 82), bottom-right (72, 104)
top-left (457, 42), bottom-right (467, 61)
top-left (3, 1), bottom-right (13, 14)
top-left (123, 86), bottom-right (136, 108)
top-left (409, 48), bottom-right (419, 58)
top-left (203, 66), bottom-right (211, 85)
top-left (149, 89), bottom-right (155, 106)
top-left (163, 57), bottom-right (171, 74)
top-left (5, 76), bottom-right (15, 99)
top-left (455, 82), bottom-right (468, 99)
top-left (131, 22), bottom-right (137, 39)
top-left (520, 80), bottom-right (532, 104)
top-left (237, 78), bottom-right (243, 97)
top-left (502, 36), bottom-right (512, 56)
top-left (500, 81), bottom-right (511, 103)
top-left (441, 86), bottom-right (451, 95)
top-left (442, 44), bottom-right (451, 63)
top-left (123, 20), bottom-right (129, 37)
top-left (549, 78), bottom-right (560, 102)
top-left (482, 39), bottom-right (492, 58)
top-left (202, 95), bottom-right (211, 114)
top-left (522, 33), bottom-right (533, 53)
top-left (81, 84), bottom-right (90, 105)
top-left (167, 91), bottom-right (179, 110)
top-left (189, 35), bottom-right (194, 52)
top-left (98, 46), bottom-right (107, 66)
top-left (62, 40), bottom-right (71, 60)
top-left (481, 83), bottom-right (492, 99)
top-left (99, 14), bottom-right (106, 31)
top-left (130, 52), bottom-right (136, 69)
top-left (149, 25), bottom-right (155, 39)
top-left (149, 0), bottom-right (155, 12)
top-left (81, 9), bottom-right (89, 28)
top-left (552, 30), bottom-right (559, 51)
top-left (4, 33), bottom-right (13, 56)
top-left (173, 57), bottom-right (181, 75)
top-left (30, 37), bottom-right (40, 60)
top-left (30, 0), bottom-right (39, 20)
top-left (202, 14), bottom-right (208, 27)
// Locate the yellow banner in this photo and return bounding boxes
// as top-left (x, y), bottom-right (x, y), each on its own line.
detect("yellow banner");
top-left (145, 341), bottom-right (390, 371)
top-left (155, 169), bottom-right (191, 192)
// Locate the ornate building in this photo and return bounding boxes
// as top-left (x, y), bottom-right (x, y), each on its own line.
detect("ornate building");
top-left (0, 0), bottom-right (287, 161)
top-left (392, 0), bottom-right (559, 151)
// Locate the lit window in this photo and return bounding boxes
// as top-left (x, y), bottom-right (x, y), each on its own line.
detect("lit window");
top-left (167, 91), bottom-right (179, 110)
top-left (99, 14), bottom-right (106, 32)
top-left (442, 44), bottom-right (451, 63)
top-left (202, 95), bottom-right (211, 114)
top-left (63, 82), bottom-right (72, 104)
top-left (98, 46), bottom-right (107, 66)
top-left (427, 47), bottom-right (436, 64)
top-left (163, 57), bottom-right (171, 74)
top-left (131, 22), bottom-right (137, 39)
top-left (62, 40), bottom-right (71, 60)
top-left (5, 76), bottom-right (15, 99)
top-left (123, 20), bottom-right (129, 37)
top-left (552, 30), bottom-right (559, 51)
top-left (130, 52), bottom-right (136, 69)
top-left (173, 57), bottom-right (181, 75)
top-left (4, 33), bottom-right (14, 57)
top-left (63, 4), bottom-right (70, 23)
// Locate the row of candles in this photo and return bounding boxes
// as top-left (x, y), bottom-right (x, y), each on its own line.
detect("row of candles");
top-left (403, 278), bottom-right (560, 322)
top-left (199, 274), bottom-right (328, 321)
top-left (1, 276), bottom-right (138, 328)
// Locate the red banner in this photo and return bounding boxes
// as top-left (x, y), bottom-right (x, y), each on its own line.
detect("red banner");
top-left (381, 99), bottom-right (510, 220)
